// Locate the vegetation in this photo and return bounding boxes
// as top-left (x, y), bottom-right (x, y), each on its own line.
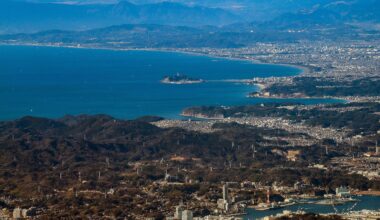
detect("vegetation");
top-left (267, 77), bottom-right (380, 97)
top-left (184, 102), bottom-right (380, 135)
top-left (0, 115), bottom-right (379, 218)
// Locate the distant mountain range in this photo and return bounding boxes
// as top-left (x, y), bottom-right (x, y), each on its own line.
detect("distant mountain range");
top-left (2, 22), bottom-right (378, 49)
top-left (0, 0), bottom-right (379, 45)
top-left (264, 0), bottom-right (380, 29)
top-left (0, 0), bottom-right (239, 34)
top-left (105, 0), bottom-right (380, 23)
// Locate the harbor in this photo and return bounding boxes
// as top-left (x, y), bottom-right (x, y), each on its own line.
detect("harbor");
top-left (244, 195), bottom-right (380, 219)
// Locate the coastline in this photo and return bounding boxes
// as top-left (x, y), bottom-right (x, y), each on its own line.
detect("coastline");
top-left (354, 191), bottom-right (380, 196)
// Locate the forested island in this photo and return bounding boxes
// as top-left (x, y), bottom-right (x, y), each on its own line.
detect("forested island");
top-left (161, 73), bottom-right (204, 84)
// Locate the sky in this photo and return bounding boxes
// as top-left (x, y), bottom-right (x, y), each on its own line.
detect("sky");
top-left (25, 0), bottom-right (118, 4)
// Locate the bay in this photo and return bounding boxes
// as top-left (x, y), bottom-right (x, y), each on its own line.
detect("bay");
top-left (0, 45), bottom-right (338, 120)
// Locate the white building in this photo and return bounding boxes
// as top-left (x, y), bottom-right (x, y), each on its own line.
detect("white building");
top-left (336, 186), bottom-right (350, 197)
top-left (175, 206), bottom-right (183, 219)
top-left (12, 208), bottom-right (22, 219)
top-left (182, 210), bottom-right (193, 220)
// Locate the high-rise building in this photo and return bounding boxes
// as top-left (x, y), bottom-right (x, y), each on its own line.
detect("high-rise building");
top-left (266, 188), bottom-right (271, 204)
top-left (223, 184), bottom-right (228, 201)
top-left (376, 146), bottom-right (380, 155)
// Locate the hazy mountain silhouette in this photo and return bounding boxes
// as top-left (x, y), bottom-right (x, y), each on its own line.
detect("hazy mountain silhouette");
top-left (0, 0), bottom-right (239, 33)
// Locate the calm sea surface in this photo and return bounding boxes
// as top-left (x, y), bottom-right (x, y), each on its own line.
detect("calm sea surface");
top-left (0, 45), bottom-right (340, 120)
top-left (244, 196), bottom-right (380, 219)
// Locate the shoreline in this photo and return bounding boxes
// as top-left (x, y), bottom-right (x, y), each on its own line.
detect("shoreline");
top-left (166, 49), bottom-right (309, 76)
top-left (354, 191), bottom-right (380, 196)
top-left (248, 94), bottom-right (347, 102)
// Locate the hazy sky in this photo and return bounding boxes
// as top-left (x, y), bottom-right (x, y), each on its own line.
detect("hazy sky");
top-left (26, 0), bottom-right (119, 4)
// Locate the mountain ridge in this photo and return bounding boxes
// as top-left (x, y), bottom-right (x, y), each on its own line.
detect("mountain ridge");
top-left (0, 0), bottom-right (239, 34)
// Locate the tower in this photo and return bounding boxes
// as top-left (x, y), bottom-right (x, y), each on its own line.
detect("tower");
top-left (266, 188), bottom-right (271, 204)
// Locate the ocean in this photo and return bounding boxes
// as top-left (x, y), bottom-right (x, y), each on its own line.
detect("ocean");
top-left (0, 45), bottom-right (338, 120)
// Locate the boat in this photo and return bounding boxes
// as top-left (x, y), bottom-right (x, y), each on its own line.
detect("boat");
top-left (253, 203), bottom-right (282, 211)
top-left (314, 197), bottom-right (359, 206)
top-left (279, 202), bottom-right (297, 207)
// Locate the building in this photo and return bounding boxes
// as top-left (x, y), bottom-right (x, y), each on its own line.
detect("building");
top-left (336, 186), bottom-right (350, 197)
top-left (0, 208), bottom-right (10, 219)
top-left (263, 92), bottom-right (271, 97)
top-left (12, 208), bottom-right (22, 219)
top-left (217, 184), bottom-right (230, 212)
top-left (287, 150), bottom-right (301, 161)
top-left (167, 205), bottom-right (192, 220)
top-left (217, 199), bottom-right (229, 212)
top-left (266, 189), bottom-right (271, 204)
top-left (223, 184), bottom-right (228, 201)
top-left (175, 206), bottom-right (183, 219)
top-left (182, 210), bottom-right (193, 220)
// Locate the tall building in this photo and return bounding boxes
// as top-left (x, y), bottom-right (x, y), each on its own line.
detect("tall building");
top-left (223, 184), bottom-right (228, 201)
top-left (181, 210), bottom-right (193, 220)
top-left (376, 146), bottom-right (380, 156)
top-left (174, 205), bottom-right (183, 219)
top-left (218, 184), bottom-right (230, 212)
top-left (266, 188), bottom-right (271, 204)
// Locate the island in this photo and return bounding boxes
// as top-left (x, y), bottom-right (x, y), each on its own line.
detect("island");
top-left (160, 73), bottom-right (204, 84)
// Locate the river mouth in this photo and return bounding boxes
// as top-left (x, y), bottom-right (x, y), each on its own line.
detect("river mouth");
top-left (0, 45), bottom-right (338, 121)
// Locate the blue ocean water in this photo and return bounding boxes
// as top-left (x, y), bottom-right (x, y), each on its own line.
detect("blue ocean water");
top-left (0, 45), bottom-right (338, 120)
top-left (244, 196), bottom-right (380, 219)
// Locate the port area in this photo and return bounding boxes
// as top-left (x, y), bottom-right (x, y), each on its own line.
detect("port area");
top-left (249, 195), bottom-right (360, 211)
